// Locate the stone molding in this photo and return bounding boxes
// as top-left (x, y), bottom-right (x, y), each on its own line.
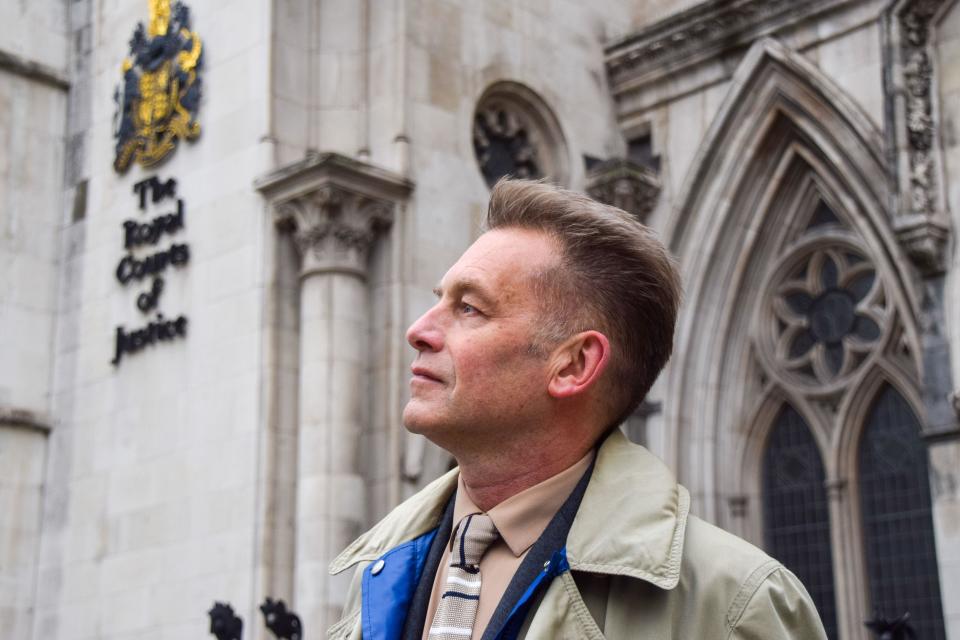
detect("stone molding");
top-left (0, 405), bottom-right (52, 432)
top-left (0, 46), bottom-right (70, 91)
top-left (585, 158), bottom-right (661, 223)
top-left (605, 0), bottom-right (854, 90)
top-left (894, 215), bottom-right (949, 275)
top-left (256, 153), bottom-right (412, 278)
top-left (888, 0), bottom-right (952, 277)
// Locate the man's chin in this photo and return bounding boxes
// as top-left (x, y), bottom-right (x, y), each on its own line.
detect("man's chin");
top-left (402, 403), bottom-right (455, 441)
top-left (401, 402), bottom-right (436, 435)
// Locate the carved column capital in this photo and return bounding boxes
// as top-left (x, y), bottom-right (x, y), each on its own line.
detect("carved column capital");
top-left (274, 187), bottom-right (393, 279)
top-left (586, 158), bottom-right (661, 223)
top-left (256, 152), bottom-right (413, 279)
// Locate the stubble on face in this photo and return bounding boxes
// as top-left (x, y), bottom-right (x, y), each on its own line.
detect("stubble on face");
top-left (402, 228), bottom-right (562, 455)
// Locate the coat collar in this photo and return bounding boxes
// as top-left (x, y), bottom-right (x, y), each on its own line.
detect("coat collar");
top-left (330, 430), bottom-right (689, 590)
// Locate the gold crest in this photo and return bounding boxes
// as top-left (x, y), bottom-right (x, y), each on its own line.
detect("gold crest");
top-left (113, 0), bottom-right (203, 173)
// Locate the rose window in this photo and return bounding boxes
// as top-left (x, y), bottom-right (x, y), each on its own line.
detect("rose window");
top-left (770, 244), bottom-right (888, 386)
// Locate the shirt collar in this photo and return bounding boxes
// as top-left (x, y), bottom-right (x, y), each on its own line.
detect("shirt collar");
top-left (331, 430), bottom-right (689, 591)
top-left (452, 450), bottom-right (595, 557)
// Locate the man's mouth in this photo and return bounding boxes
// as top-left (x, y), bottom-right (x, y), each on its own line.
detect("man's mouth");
top-left (411, 366), bottom-right (442, 383)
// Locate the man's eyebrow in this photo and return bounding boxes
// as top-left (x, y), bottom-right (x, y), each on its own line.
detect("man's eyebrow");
top-left (433, 279), bottom-right (498, 307)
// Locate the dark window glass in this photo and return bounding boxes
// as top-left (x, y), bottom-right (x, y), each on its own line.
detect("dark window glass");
top-left (762, 405), bottom-right (839, 639)
top-left (859, 386), bottom-right (946, 639)
top-left (627, 133), bottom-right (660, 173)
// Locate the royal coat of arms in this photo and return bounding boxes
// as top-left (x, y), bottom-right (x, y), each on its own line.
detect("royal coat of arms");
top-left (113, 0), bottom-right (203, 173)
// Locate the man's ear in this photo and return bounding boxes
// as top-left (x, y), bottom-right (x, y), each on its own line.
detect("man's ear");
top-left (547, 331), bottom-right (611, 399)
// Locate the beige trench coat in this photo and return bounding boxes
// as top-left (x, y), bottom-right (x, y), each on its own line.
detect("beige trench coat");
top-left (328, 430), bottom-right (828, 639)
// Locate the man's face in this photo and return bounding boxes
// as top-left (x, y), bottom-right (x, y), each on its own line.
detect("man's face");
top-left (403, 227), bottom-right (560, 449)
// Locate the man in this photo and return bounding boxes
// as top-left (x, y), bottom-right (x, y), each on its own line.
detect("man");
top-left (327, 179), bottom-right (827, 639)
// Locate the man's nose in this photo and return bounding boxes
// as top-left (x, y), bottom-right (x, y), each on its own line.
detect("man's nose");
top-left (406, 305), bottom-right (443, 352)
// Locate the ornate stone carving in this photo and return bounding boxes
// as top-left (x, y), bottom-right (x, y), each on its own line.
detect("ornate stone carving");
top-left (757, 207), bottom-right (894, 397)
top-left (605, 0), bottom-right (845, 87)
top-left (473, 105), bottom-right (542, 187)
top-left (890, 0), bottom-right (951, 277)
top-left (888, 0), bottom-right (949, 278)
top-left (767, 242), bottom-right (889, 389)
top-left (255, 152), bottom-right (412, 279)
top-left (894, 217), bottom-right (949, 275)
top-left (472, 82), bottom-right (569, 188)
top-left (900, 1), bottom-right (939, 216)
top-left (273, 186), bottom-right (393, 279)
top-left (586, 158), bottom-right (661, 223)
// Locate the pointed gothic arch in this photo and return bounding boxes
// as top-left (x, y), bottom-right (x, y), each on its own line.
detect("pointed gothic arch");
top-left (663, 37), bottom-right (921, 516)
top-left (659, 36), bottom-right (939, 639)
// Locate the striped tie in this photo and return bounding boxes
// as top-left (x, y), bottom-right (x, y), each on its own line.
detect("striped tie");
top-left (427, 513), bottom-right (499, 639)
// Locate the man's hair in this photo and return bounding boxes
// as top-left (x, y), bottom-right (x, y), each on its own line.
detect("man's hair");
top-left (485, 177), bottom-right (682, 428)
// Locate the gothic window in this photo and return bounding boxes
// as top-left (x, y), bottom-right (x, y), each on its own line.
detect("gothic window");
top-left (762, 405), bottom-right (839, 639)
top-left (762, 206), bottom-right (890, 392)
top-left (858, 386), bottom-right (946, 640)
top-left (472, 82), bottom-right (568, 188)
top-left (627, 132), bottom-right (660, 173)
top-left (473, 106), bottom-right (542, 186)
top-left (752, 193), bottom-right (946, 637)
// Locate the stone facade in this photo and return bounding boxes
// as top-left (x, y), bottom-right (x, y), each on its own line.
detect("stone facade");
top-left (1, 1), bottom-right (958, 639)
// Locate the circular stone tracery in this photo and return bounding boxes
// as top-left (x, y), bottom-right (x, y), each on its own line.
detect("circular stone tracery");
top-left (808, 290), bottom-right (856, 343)
top-left (766, 242), bottom-right (889, 388)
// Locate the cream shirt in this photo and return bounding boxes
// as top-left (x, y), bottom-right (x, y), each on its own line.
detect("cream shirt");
top-left (421, 451), bottom-right (595, 639)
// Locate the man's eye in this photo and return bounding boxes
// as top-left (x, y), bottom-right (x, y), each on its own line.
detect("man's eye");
top-left (460, 302), bottom-right (479, 315)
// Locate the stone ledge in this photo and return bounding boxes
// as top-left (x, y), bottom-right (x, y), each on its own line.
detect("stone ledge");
top-left (254, 152), bottom-right (413, 205)
top-left (0, 47), bottom-right (69, 90)
top-left (0, 405), bottom-right (53, 432)
top-left (605, 0), bottom-right (858, 91)
top-left (893, 215), bottom-right (950, 277)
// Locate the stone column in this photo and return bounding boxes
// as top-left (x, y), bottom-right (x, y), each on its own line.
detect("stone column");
top-left (283, 188), bottom-right (391, 632)
top-left (825, 478), bottom-right (869, 640)
top-left (256, 152), bottom-right (411, 635)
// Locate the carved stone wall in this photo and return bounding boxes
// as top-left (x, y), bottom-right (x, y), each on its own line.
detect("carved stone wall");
top-left (888, 0), bottom-right (952, 276)
top-left (585, 158), bottom-right (661, 223)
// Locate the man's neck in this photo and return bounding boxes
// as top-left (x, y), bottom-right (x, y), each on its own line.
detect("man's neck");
top-left (456, 443), bottom-right (595, 512)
